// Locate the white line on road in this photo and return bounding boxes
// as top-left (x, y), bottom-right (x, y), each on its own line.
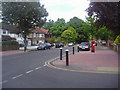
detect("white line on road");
top-left (26, 70), bottom-right (34, 74)
top-left (35, 67), bottom-right (42, 70)
top-left (43, 64), bottom-right (46, 66)
top-left (12, 74), bottom-right (23, 79)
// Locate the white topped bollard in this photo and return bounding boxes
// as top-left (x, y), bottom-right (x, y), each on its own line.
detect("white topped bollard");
top-left (60, 48), bottom-right (63, 60)
top-left (65, 49), bottom-right (69, 66)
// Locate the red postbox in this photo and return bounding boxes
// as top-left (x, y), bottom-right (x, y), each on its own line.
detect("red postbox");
top-left (91, 41), bottom-right (95, 52)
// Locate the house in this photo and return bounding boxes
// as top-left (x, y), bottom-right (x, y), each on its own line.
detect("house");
top-left (1, 24), bottom-right (24, 44)
top-left (1, 24), bottom-right (52, 46)
top-left (27, 27), bottom-right (51, 46)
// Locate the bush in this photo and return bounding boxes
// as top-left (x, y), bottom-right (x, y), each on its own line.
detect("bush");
top-left (114, 35), bottom-right (120, 44)
top-left (2, 41), bottom-right (19, 51)
top-left (2, 41), bottom-right (19, 45)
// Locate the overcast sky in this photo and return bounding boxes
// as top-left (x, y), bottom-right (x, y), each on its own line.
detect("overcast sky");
top-left (40, 0), bottom-right (90, 22)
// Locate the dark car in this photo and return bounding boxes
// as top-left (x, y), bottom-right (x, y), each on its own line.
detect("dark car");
top-left (79, 42), bottom-right (90, 51)
top-left (55, 43), bottom-right (64, 48)
top-left (37, 43), bottom-right (50, 50)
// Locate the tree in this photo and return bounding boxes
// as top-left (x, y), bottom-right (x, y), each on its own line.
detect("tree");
top-left (86, 2), bottom-right (119, 38)
top-left (61, 27), bottom-right (78, 43)
top-left (68, 17), bottom-right (83, 29)
top-left (2, 2), bottom-right (48, 51)
top-left (43, 18), bottom-right (68, 37)
top-left (113, 35), bottom-right (120, 44)
top-left (97, 26), bottom-right (113, 41)
top-left (42, 19), bottom-right (54, 30)
top-left (86, 17), bottom-right (97, 40)
top-left (67, 17), bottom-right (85, 43)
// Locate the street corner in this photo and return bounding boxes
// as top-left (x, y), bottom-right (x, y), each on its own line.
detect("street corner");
top-left (45, 57), bottom-right (119, 74)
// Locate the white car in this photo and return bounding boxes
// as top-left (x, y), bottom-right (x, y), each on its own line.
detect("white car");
top-left (68, 43), bottom-right (74, 46)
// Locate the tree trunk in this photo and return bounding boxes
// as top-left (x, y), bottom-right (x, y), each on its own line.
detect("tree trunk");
top-left (24, 35), bottom-right (27, 52)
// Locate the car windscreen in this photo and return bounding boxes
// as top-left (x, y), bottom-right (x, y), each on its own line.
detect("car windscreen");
top-left (81, 42), bottom-right (89, 45)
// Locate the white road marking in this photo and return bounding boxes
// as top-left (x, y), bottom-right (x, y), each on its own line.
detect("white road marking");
top-left (43, 64), bottom-right (46, 66)
top-left (26, 70), bottom-right (34, 74)
top-left (35, 67), bottom-right (41, 70)
top-left (12, 74), bottom-right (23, 79)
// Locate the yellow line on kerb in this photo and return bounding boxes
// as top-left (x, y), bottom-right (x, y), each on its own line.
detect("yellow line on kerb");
top-left (45, 58), bottom-right (119, 74)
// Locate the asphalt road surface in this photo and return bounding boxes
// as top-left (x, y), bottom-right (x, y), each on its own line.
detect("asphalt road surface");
top-left (2, 46), bottom-right (119, 88)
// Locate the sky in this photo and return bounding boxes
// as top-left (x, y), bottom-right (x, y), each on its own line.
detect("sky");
top-left (40, 0), bottom-right (90, 22)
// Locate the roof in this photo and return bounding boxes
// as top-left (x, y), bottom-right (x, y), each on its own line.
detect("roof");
top-left (35, 27), bottom-right (50, 34)
top-left (2, 24), bottom-right (19, 33)
top-left (31, 28), bottom-right (45, 34)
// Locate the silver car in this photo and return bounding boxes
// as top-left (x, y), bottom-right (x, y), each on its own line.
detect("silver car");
top-left (79, 42), bottom-right (90, 51)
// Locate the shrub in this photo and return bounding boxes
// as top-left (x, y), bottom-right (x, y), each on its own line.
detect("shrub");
top-left (2, 41), bottom-right (19, 46)
top-left (113, 35), bottom-right (120, 44)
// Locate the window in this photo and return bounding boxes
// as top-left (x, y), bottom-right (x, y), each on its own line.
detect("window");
top-left (33, 33), bottom-right (36, 37)
top-left (39, 34), bottom-right (45, 38)
top-left (3, 30), bottom-right (7, 34)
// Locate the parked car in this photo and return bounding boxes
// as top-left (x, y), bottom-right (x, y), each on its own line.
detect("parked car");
top-left (55, 43), bottom-right (64, 48)
top-left (68, 42), bottom-right (74, 47)
top-left (79, 42), bottom-right (90, 51)
top-left (50, 43), bottom-right (55, 47)
top-left (46, 43), bottom-right (52, 47)
top-left (19, 43), bottom-right (24, 47)
top-left (101, 40), bottom-right (106, 45)
top-left (37, 43), bottom-right (50, 50)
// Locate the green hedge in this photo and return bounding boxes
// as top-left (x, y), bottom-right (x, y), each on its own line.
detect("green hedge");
top-left (2, 41), bottom-right (19, 45)
top-left (2, 41), bottom-right (19, 51)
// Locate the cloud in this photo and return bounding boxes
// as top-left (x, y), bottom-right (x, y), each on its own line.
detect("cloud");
top-left (40, 0), bottom-right (90, 22)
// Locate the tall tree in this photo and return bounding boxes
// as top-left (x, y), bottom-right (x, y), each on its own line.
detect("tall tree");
top-left (67, 17), bottom-right (84, 43)
top-left (61, 27), bottom-right (78, 43)
top-left (86, 2), bottom-right (119, 37)
top-left (44, 18), bottom-right (67, 37)
top-left (2, 2), bottom-right (48, 51)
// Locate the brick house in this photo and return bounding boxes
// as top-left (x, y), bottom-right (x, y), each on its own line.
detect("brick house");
top-left (27, 27), bottom-right (51, 46)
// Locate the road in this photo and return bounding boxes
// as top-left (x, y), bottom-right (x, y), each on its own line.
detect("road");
top-left (2, 46), bottom-right (118, 88)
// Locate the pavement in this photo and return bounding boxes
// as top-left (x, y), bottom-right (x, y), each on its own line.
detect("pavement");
top-left (1, 46), bottom-right (38, 56)
top-left (46, 45), bottom-right (119, 74)
top-left (1, 45), bottom-right (119, 74)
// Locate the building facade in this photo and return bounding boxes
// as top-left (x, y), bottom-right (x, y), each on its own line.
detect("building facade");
top-left (27, 27), bottom-right (51, 46)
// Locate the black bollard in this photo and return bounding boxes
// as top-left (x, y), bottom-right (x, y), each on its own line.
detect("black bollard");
top-left (73, 46), bottom-right (74, 55)
top-left (65, 49), bottom-right (69, 66)
top-left (60, 48), bottom-right (63, 60)
top-left (77, 46), bottom-right (79, 52)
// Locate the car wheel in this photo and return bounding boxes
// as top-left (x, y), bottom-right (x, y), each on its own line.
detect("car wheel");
top-left (37, 48), bottom-right (39, 50)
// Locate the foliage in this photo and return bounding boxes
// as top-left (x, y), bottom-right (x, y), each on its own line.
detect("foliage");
top-left (67, 17), bottom-right (85, 43)
top-left (61, 27), bottom-right (77, 43)
top-left (86, 2), bottom-right (120, 37)
top-left (68, 17), bottom-right (83, 29)
top-left (47, 37), bottom-right (56, 43)
top-left (2, 41), bottom-right (19, 45)
top-left (85, 17), bottom-right (97, 40)
top-left (114, 35), bottom-right (120, 44)
top-left (48, 18), bottom-right (68, 37)
top-left (42, 19), bottom-right (54, 30)
top-left (2, 2), bottom-right (48, 51)
top-left (97, 26), bottom-right (113, 41)
top-left (47, 36), bottom-right (63, 43)
top-left (54, 37), bottom-right (63, 43)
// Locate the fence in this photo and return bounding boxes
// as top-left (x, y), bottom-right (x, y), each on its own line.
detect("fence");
top-left (108, 44), bottom-right (120, 53)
